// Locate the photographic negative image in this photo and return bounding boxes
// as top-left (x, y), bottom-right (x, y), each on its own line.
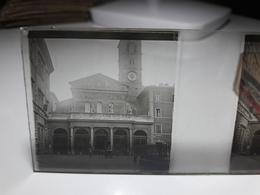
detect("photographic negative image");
top-left (22, 28), bottom-right (178, 174)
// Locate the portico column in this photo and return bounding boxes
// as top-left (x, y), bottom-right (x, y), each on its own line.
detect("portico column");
top-left (129, 128), bottom-right (133, 155)
top-left (110, 127), bottom-right (114, 150)
top-left (70, 126), bottom-right (74, 154)
top-left (90, 127), bottom-right (94, 149)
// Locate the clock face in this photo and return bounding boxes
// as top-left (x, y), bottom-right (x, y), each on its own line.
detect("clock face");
top-left (128, 72), bottom-right (137, 81)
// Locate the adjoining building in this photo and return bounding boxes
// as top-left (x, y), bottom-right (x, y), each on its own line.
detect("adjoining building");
top-left (29, 38), bottom-right (55, 154)
top-left (31, 39), bottom-right (174, 155)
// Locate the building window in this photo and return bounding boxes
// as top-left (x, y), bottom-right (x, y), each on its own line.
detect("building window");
top-left (155, 124), bottom-right (162, 134)
top-left (155, 108), bottom-right (161, 117)
top-left (129, 59), bottom-right (135, 65)
top-left (85, 102), bottom-right (91, 113)
top-left (97, 102), bottom-right (103, 113)
top-left (155, 93), bottom-right (160, 101)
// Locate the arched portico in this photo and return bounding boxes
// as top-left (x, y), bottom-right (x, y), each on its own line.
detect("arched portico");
top-left (51, 124), bottom-right (151, 155)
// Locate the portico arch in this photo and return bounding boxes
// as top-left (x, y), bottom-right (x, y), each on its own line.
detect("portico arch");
top-left (75, 128), bottom-right (90, 154)
top-left (153, 135), bottom-right (166, 144)
top-left (114, 129), bottom-right (128, 155)
top-left (94, 129), bottom-right (109, 150)
top-left (53, 128), bottom-right (68, 154)
top-left (133, 130), bottom-right (147, 154)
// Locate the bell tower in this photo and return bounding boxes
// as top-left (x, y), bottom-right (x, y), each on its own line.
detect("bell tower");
top-left (118, 40), bottom-right (143, 96)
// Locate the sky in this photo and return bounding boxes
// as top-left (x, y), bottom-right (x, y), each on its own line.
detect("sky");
top-left (45, 38), bottom-right (178, 101)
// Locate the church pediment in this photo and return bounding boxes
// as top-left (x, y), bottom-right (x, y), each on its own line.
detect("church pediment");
top-left (69, 73), bottom-right (128, 92)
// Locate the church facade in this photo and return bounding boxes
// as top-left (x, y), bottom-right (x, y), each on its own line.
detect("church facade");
top-left (41, 40), bottom-right (174, 155)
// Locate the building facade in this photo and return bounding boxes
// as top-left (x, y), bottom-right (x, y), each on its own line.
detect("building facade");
top-left (37, 40), bottom-right (174, 155)
top-left (29, 38), bottom-right (54, 154)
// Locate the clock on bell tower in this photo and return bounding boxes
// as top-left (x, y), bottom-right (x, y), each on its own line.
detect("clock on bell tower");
top-left (118, 40), bottom-right (143, 96)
